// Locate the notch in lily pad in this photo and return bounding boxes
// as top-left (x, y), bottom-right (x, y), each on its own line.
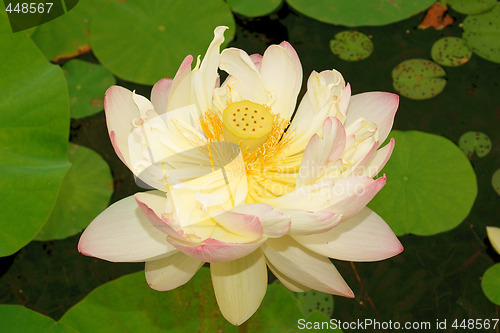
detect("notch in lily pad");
top-left (392, 59), bottom-right (446, 100)
top-left (458, 131), bottom-right (491, 158)
top-left (431, 37), bottom-right (472, 67)
top-left (329, 31), bottom-right (373, 61)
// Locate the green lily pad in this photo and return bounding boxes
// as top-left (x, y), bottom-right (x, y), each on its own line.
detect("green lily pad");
top-left (60, 267), bottom-right (327, 331)
top-left (0, 13), bottom-right (70, 257)
top-left (368, 131), bottom-right (477, 236)
top-left (227, 0), bottom-right (282, 17)
top-left (431, 37), bottom-right (472, 67)
top-left (90, 0), bottom-right (235, 85)
top-left (63, 60), bottom-right (116, 119)
top-left (458, 131), bottom-right (492, 158)
top-left (296, 290), bottom-right (334, 318)
top-left (35, 144), bottom-right (113, 241)
top-left (329, 30), bottom-right (373, 61)
top-left (492, 169), bottom-right (500, 196)
top-left (448, 0), bottom-right (497, 15)
top-left (31, 0), bottom-right (106, 62)
top-left (286, 0), bottom-right (435, 26)
top-left (0, 305), bottom-right (77, 333)
top-left (481, 263), bottom-right (500, 306)
top-left (462, 3), bottom-right (500, 63)
top-left (392, 59), bottom-right (447, 100)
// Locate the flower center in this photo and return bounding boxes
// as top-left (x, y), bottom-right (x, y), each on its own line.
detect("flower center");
top-left (222, 101), bottom-right (274, 153)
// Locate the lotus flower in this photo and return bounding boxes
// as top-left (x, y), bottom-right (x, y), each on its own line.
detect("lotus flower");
top-left (79, 26), bottom-right (403, 325)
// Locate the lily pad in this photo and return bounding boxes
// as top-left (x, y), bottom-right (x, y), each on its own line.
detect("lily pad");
top-left (458, 131), bottom-right (492, 158)
top-left (60, 267), bottom-right (325, 331)
top-left (31, 0), bottom-right (106, 62)
top-left (286, 0), bottom-right (435, 26)
top-left (492, 169), bottom-right (500, 196)
top-left (35, 144), bottom-right (113, 241)
top-left (63, 60), bottom-right (116, 119)
top-left (0, 13), bottom-right (70, 257)
top-left (431, 37), bottom-right (472, 67)
top-left (296, 290), bottom-right (334, 318)
top-left (90, 0), bottom-right (235, 85)
top-left (368, 131), bottom-right (477, 236)
top-left (448, 0), bottom-right (497, 15)
top-left (392, 59), bottom-right (446, 100)
top-left (462, 3), bottom-right (500, 63)
top-left (0, 305), bottom-right (76, 333)
top-left (228, 0), bottom-right (282, 17)
top-left (329, 31), bottom-right (373, 61)
top-left (481, 263), bottom-right (500, 305)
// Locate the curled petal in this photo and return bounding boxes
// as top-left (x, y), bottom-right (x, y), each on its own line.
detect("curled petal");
top-left (167, 237), bottom-right (265, 263)
top-left (211, 250), bottom-right (267, 325)
top-left (262, 236), bottom-right (353, 297)
top-left (293, 207), bottom-right (404, 262)
top-left (355, 138), bottom-right (395, 177)
top-left (284, 209), bottom-right (342, 235)
top-left (167, 55), bottom-right (195, 113)
top-left (78, 195), bottom-right (176, 262)
top-left (260, 42), bottom-right (302, 120)
top-left (226, 203), bottom-right (290, 238)
top-left (151, 78), bottom-right (173, 114)
top-left (345, 92), bottom-right (399, 143)
top-left (297, 116), bottom-right (346, 187)
top-left (145, 251), bottom-right (204, 291)
top-left (211, 210), bottom-right (263, 241)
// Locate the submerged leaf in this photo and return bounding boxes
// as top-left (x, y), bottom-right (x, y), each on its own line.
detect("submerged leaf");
top-left (431, 37), bottom-right (472, 67)
top-left (458, 131), bottom-right (492, 158)
top-left (329, 31), bottom-right (373, 61)
top-left (392, 59), bottom-right (446, 100)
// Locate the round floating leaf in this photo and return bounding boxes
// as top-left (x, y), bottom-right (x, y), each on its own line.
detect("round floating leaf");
top-left (63, 60), bottom-right (116, 119)
top-left (0, 305), bottom-right (76, 333)
top-left (492, 169), bottom-right (500, 196)
top-left (462, 3), bottom-right (500, 63)
top-left (368, 131), bottom-right (477, 236)
top-left (60, 267), bottom-right (319, 332)
top-left (0, 14), bottom-right (70, 256)
top-left (448, 0), bottom-right (496, 15)
top-left (458, 131), bottom-right (492, 158)
top-left (31, 0), bottom-right (106, 62)
top-left (228, 0), bottom-right (282, 17)
top-left (482, 263), bottom-right (500, 305)
top-left (296, 290), bottom-right (334, 318)
top-left (431, 37), bottom-right (472, 67)
top-left (329, 30), bottom-right (373, 61)
top-left (286, 0), bottom-right (435, 26)
top-left (90, 0), bottom-right (235, 85)
top-left (35, 144), bottom-right (113, 241)
top-left (392, 59), bottom-right (446, 100)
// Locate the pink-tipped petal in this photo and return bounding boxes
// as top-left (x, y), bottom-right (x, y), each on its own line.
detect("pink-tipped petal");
top-left (211, 211), bottom-right (263, 241)
top-left (78, 195), bottom-right (176, 262)
top-left (145, 251), bottom-right (204, 291)
top-left (167, 237), bottom-right (265, 263)
top-left (297, 117), bottom-right (346, 187)
top-left (151, 78), bottom-right (173, 114)
top-left (227, 203), bottom-right (290, 238)
top-left (337, 83), bottom-right (351, 118)
top-left (211, 250), bottom-right (267, 325)
top-left (167, 55), bottom-right (194, 112)
top-left (294, 207), bottom-right (404, 262)
top-left (284, 210), bottom-right (342, 235)
top-left (104, 86), bottom-right (138, 168)
top-left (260, 43), bottom-right (302, 120)
top-left (329, 176), bottom-right (387, 221)
top-left (345, 92), bottom-right (399, 143)
top-left (262, 236), bottom-right (354, 297)
top-left (249, 53), bottom-right (263, 69)
top-left (356, 138), bottom-right (395, 177)
top-left (219, 48), bottom-right (267, 103)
